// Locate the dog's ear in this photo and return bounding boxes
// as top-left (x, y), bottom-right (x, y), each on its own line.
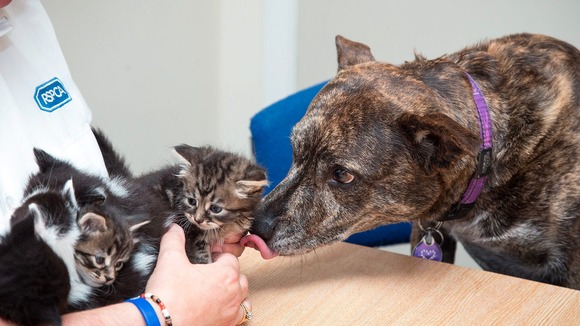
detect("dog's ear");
top-left (336, 35), bottom-right (375, 71)
top-left (398, 112), bottom-right (480, 175)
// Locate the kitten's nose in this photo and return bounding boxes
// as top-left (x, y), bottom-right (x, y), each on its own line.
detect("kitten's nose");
top-left (250, 211), bottom-right (278, 242)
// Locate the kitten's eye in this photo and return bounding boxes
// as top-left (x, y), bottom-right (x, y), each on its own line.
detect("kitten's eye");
top-left (187, 197), bottom-right (197, 207)
top-left (115, 261), bottom-right (124, 270)
top-left (209, 205), bottom-right (222, 214)
top-left (95, 256), bottom-right (105, 265)
top-left (331, 168), bottom-right (355, 184)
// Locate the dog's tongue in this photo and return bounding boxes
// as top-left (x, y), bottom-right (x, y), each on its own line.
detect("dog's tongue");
top-left (240, 234), bottom-right (278, 260)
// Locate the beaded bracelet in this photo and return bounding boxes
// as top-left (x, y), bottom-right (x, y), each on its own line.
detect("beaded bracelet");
top-left (125, 297), bottom-right (161, 326)
top-left (141, 292), bottom-right (173, 326)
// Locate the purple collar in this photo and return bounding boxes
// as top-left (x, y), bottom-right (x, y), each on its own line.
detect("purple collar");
top-left (440, 73), bottom-right (493, 221)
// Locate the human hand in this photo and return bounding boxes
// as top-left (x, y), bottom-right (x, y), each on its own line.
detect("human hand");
top-left (145, 224), bottom-right (251, 325)
top-left (211, 231), bottom-right (246, 257)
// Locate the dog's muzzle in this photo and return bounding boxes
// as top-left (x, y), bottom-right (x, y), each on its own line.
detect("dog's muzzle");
top-left (250, 213), bottom-right (277, 242)
top-left (242, 210), bottom-right (279, 259)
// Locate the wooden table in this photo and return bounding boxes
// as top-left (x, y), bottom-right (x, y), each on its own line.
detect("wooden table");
top-left (239, 242), bottom-right (579, 325)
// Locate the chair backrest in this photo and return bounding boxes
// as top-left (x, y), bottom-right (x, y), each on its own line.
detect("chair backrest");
top-left (250, 82), bottom-right (411, 247)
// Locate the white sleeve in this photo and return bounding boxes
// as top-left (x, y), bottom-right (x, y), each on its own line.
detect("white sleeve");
top-left (0, 0), bottom-right (108, 230)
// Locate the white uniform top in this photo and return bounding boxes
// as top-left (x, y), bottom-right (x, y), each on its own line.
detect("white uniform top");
top-left (0, 0), bottom-right (107, 233)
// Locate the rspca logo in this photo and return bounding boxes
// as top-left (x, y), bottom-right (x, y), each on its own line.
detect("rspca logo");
top-left (34, 77), bottom-right (72, 112)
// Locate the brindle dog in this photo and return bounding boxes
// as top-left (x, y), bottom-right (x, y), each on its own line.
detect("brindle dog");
top-left (248, 33), bottom-right (580, 289)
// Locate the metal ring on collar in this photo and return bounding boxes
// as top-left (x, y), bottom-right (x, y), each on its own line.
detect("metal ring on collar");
top-left (417, 220), bottom-right (443, 232)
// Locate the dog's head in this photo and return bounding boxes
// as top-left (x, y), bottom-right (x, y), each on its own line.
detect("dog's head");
top-left (249, 36), bottom-right (479, 257)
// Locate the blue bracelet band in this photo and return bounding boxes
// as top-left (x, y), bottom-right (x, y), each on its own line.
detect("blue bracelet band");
top-left (125, 297), bottom-right (161, 326)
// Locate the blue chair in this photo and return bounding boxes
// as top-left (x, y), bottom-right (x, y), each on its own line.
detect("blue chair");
top-left (250, 81), bottom-right (411, 247)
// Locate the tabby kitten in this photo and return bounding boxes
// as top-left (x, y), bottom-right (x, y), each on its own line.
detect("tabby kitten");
top-left (142, 144), bottom-right (268, 263)
top-left (0, 180), bottom-right (80, 326)
top-left (74, 210), bottom-right (148, 288)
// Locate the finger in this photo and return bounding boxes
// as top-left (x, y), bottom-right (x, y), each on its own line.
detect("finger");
top-left (222, 231), bottom-right (246, 244)
top-left (212, 252), bottom-right (240, 272)
top-left (239, 274), bottom-right (249, 297)
top-left (158, 224), bottom-right (186, 256)
top-left (236, 299), bottom-right (252, 325)
top-left (212, 242), bottom-right (245, 257)
top-left (211, 252), bottom-right (238, 265)
top-left (225, 243), bottom-right (245, 257)
top-left (243, 299), bottom-right (252, 313)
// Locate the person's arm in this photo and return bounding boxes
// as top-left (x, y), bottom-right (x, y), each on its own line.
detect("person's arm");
top-left (62, 302), bottom-right (147, 326)
top-left (61, 224), bottom-right (250, 325)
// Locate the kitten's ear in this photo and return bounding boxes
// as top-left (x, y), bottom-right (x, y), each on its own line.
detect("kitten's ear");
top-left (236, 166), bottom-right (268, 198)
top-left (129, 220), bottom-right (150, 233)
top-left (245, 166), bottom-right (267, 182)
top-left (79, 213), bottom-right (108, 233)
top-left (235, 179), bottom-right (269, 198)
top-left (129, 220), bottom-right (150, 244)
top-left (62, 179), bottom-right (79, 211)
top-left (33, 148), bottom-right (60, 173)
top-left (28, 203), bottom-right (43, 222)
top-left (173, 144), bottom-right (198, 165)
top-left (28, 203), bottom-right (45, 237)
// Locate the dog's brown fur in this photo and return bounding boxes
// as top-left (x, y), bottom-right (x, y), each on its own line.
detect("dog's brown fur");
top-left (252, 33), bottom-right (580, 289)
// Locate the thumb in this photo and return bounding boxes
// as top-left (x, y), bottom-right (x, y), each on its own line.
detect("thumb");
top-left (158, 224), bottom-right (186, 256)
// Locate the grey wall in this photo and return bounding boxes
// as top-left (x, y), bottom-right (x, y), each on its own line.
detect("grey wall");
top-left (41, 0), bottom-right (579, 174)
top-left (297, 0), bottom-right (580, 88)
top-left (42, 0), bottom-right (264, 173)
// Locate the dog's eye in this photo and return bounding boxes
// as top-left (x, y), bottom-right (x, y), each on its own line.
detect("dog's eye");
top-left (332, 168), bottom-right (355, 184)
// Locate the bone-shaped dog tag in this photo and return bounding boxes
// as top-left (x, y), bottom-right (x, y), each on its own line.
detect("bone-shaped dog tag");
top-left (412, 230), bottom-right (443, 262)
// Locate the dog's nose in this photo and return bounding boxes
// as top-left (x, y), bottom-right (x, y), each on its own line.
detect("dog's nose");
top-left (250, 212), bottom-right (277, 242)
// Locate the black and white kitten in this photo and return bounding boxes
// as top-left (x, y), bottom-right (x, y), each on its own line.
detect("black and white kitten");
top-left (0, 180), bottom-right (79, 326)
top-left (25, 149), bottom-right (147, 310)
